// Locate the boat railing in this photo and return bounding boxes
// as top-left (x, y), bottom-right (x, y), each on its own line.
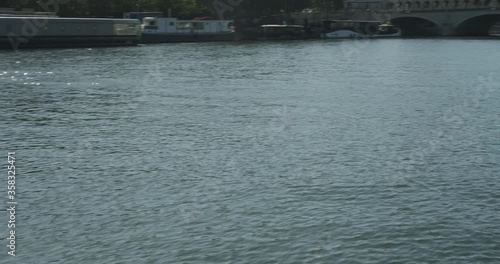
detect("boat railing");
top-left (0, 8), bottom-right (57, 17)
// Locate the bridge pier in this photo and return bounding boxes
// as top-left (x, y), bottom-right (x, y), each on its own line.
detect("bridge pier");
top-left (441, 23), bottom-right (458, 35)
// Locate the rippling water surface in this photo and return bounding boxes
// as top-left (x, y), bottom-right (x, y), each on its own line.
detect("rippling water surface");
top-left (1, 39), bottom-right (500, 263)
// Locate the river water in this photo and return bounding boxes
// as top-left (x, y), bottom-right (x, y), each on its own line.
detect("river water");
top-left (1, 39), bottom-right (500, 263)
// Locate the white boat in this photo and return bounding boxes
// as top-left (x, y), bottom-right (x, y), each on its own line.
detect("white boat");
top-left (321, 20), bottom-right (401, 39)
top-left (136, 14), bottom-right (234, 43)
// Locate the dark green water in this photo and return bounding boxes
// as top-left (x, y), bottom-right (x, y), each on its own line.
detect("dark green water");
top-left (1, 39), bottom-right (500, 263)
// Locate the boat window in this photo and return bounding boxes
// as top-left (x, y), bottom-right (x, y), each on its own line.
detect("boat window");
top-left (144, 25), bottom-right (158, 30)
top-left (25, 25), bottom-right (34, 34)
top-left (193, 22), bottom-right (204, 30)
top-left (177, 22), bottom-right (204, 30)
top-left (177, 22), bottom-right (189, 29)
top-left (114, 23), bottom-right (139, 35)
top-left (169, 22), bottom-right (174, 26)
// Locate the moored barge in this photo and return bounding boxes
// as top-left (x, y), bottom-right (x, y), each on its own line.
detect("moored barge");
top-left (139, 15), bottom-right (234, 43)
top-left (0, 16), bottom-right (141, 49)
top-left (321, 20), bottom-right (401, 39)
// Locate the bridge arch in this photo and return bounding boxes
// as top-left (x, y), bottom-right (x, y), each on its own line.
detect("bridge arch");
top-left (391, 16), bottom-right (441, 35)
top-left (455, 14), bottom-right (500, 35)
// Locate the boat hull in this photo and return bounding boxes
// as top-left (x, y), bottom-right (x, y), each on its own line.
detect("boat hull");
top-left (321, 30), bottom-right (401, 39)
top-left (0, 36), bottom-right (138, 49)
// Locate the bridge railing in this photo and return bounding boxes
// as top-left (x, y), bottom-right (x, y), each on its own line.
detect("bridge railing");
top-left (385, 0), bottom-right (499, 11)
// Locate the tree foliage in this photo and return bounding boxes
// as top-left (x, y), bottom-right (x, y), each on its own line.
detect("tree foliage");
top-left (0, 0), bottom-right (342, 18)
top-left (312, 0), bottom-right (343, 11)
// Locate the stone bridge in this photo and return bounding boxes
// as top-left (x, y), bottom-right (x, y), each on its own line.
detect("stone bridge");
top-left (351, 1), bottom-right (500, 35)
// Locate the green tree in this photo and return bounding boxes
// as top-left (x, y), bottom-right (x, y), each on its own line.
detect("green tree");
top-left (58, 0), bottom-right (89, 17)
top-left (0, 0), bottom-right (330, 18)
top-left (312, 0), bottom-right (343, 11)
